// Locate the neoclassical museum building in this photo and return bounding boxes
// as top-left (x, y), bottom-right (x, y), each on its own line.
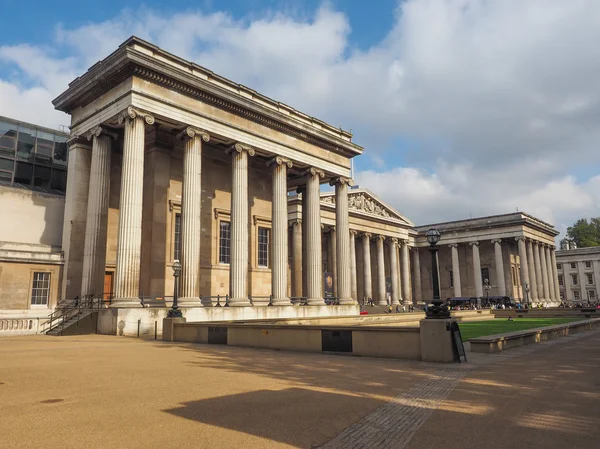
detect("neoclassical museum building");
top-left (0, 37), bottom-right (561, 335)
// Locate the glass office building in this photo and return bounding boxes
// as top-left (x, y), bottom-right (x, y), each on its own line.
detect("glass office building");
top-left (0, 116), bottom-right (69, 195)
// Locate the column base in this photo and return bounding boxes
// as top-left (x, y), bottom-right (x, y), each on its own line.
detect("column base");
top-left (338, 297), bottom-right (357, 305)
top-left (111, 297), bottom-right (142, 308)
top-left (306, 297), bottom-right (325, 306)
top-left (375, 300), bottom-right (388, 306)
top-left (271, 297), bottom-right (292, 306)
top-left (391, 299), bottom-right (401, 305)
top-left (227, 297), bottom-right (252, 307)
top-left (177, 297), bottom-right (201, 308)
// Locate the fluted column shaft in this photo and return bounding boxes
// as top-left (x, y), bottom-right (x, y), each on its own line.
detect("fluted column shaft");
top-left (334, 179), bottom-right (353, 304)
top-left (81, 129), bottom-right (112, 297)
top-left (389, 239), bottom-right (400, 305)
top-left (400, 240), bottom-right (412, 304)
top-left (551, 249), bottom-right (560, 302)
top-left (114, 108), bottom-right (153, 306)
top-left (300, 189), bottom-right (307, 297)
top-left (328, 228), bottom-right (337, 297)
top-left (545, 245), bottom-right (555, 301)
top-left (470, 242), bottom-right (483, 298)
top-left (179, 128), bottom-right (209, 306)
top-left (413, 248), bottom-right (422, 304)
top-left (305, 168), bottom-right (324, 305)
top-left (291, 219), bottom-right (302, 298)
top-left (540, 244), bottom-right (550, 300)
top-left (491, 240), bottom-right (506, 297)
top-left (349, 231), bottom-right (358, 301)
top-left (362, 234), bottom-right (373, 302)
top-left (517, 237), bottom-right (530, 302)
top-left (376, 236), bottom-right (387, 305)
top-left (534, 242), bottom-right (543, 300)
top-left (449, 244), bottom-right (461, 297)
top-left (526, 239), bottom-right (538, 301)
top-left (271, 157), bottom-right (292, 305)
top-left (228, 144), bottom-right (254, 306)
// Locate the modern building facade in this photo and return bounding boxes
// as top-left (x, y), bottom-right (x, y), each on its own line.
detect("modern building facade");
top-left (556, 245), bottom-right (600, 303)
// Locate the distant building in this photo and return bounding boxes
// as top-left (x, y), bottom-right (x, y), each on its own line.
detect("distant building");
top-left (556, 246), bottom-right (600, 303)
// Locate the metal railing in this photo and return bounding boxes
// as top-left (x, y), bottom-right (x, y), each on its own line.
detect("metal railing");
top-left (44, 294), bottom-right (104, 334)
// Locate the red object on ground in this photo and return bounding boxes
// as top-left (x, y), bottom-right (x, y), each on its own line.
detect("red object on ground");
top-left (360, 310), bottom-right (369, 315)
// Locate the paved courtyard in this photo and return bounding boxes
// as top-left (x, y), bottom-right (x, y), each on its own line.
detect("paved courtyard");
top-left (1, 330), bottom-right (599, 448)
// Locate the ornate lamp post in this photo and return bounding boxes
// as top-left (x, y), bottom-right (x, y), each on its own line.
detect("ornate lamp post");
top-left (425, 228), bottom-right (450, 319)
top-left (167, 260), bottom-right (182, 318)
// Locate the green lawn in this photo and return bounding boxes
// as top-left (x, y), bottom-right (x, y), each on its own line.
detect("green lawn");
top-left (458, 318), bottom-right (582, 341)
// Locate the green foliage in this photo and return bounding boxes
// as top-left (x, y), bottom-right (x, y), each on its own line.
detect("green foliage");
top-left (566, 218), bottom-right (600, 248)
top-left (458, 318), bottom-right (581, 341)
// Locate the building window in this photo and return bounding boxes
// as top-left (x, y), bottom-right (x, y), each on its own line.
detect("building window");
top-left (589, 291), bottom-right (596, 300)
top-left (449, 270), bottom-right (454, 288)
top-left (481, 267), bottom-right (490, 284)
top-left (556, 263), bottom-right (562, 270)
top-left (31, 272), bottom-right (50, 306)
top-left (219, 221), bottom-right (231, 264)
top-left (574, 290), bottom-right (580, 301)
top-left (173, 213), bottom-right (181, 261)
top-left (570, 262), bottom-right (577, 269)
top-left (257, 227), bottom-right (270, 267)
top-left (586, 273), bottom-right (593, 285)
top-left (585, 261), bottom-right (592, 269)
top-left (560, 291), bottom-right (565, 301)
top-left (572, 274), bottom-right (578, 285)
top-left (558, 275), bottom-right (564, 286)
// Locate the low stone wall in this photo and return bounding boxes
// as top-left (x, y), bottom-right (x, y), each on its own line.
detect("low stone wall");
top-left (493, 308), bottom-right (599, 319)
top-left (470, 319), bottom-right (600, 354)
top-left (97, 304), bottom-right (361, 337)
top-left (172, 321), bottom-right (422, 360)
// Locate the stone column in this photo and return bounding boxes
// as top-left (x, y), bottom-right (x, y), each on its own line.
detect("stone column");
top-left (376, 235), bottom-right (387, 305)
top-left (389, 239), bottom-right (400, 305)
top-left (540, 244), bottom-right (550, 300)
top-left (491, 240), bottom-right (506, 297)
top-left (305, 168), bottom-right (325, 305)
top-left (449, 244), bottom-right (461, 297)
top-left (400, 240), bottom-right (412, 304)
top-left (299, 187), bottom-right (308, 298)
top-left (526, 239), bottom-right (538, 302)
top-left (349, 230), bottom-right (358, 302)
top-left (227, 143), bottom-right (255, 306)
top-left (545, 245), bottom-right (555, 301)
top-left (81, 127), bottom-right (114, 298)
top-left (470, 241), bottom-right (483, 298)
top-left (113, 107), bottom-right (154, 306)
top-left (551, 248), bottom-right (560, 302)
top-left (362, 233), bottom-right (373, 303)
top-left (291, 219), bottom-right (302, 298)
top-left (332, 177), bottom-right (353, 304)
top-left (516, 237), bottom-right (530, 302)
top-left (534, 242), bottom-right (544, 301)
top-left (328, 228), bottom-right (337, 298)
top-left (412, 248), bottom-right (422, 304)
top-left (269, 156), bottom-right (293, 305)
top-left (178, 127), bottom-right (210, 307)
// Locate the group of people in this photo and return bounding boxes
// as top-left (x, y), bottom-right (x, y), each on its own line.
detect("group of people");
top-left (361, 298), bottom-right (415, 313)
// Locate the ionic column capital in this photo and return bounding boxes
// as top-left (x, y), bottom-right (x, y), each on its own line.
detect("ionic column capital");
top-left (267, 156), bottom-right (293, 168)
top-left (363, 232), bottom-right (372, 240)
top-left (349, 229), bottom-right (358, 236)
top-left (515, 236), bottom-right (526, 242)
top-left (375, 235), bottom-right (385, 242)
top-left (304, 167), bottom-right (325, 179)
top-left (86, 126), bottom-right (118, 141)
top-left (289, 218), bottom-right (301, 228)
top-left (389, 237), bottom-right (399, 246)
top-left (399, 238), bottom-right (409, 246)
top-left (329, 176), bottom-right (353, 187)
top-left (178, 126), bottom-right (210, 142)
top-left (227, 143), bottom-right (255, 156)
top-left (117, 106), bottom-right (155, 125)
top-left (448, 243), bottom-right (459, 249)
top-left (469, 241), bottom-right (480, 247)
top-left (490, 239), bottom-right (502, 244)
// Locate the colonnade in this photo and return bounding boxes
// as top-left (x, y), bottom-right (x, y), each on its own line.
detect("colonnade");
top-left (78, 106), bottom-right (356, 307)
top-left (446, 237), bottom-right (559, 302)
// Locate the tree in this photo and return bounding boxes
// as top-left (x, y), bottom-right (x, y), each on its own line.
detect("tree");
top-left (566, 218), bottom-right (600, 248)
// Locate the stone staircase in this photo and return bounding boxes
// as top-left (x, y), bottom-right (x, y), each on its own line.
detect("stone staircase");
top-left (45, 295), bottom-right (102, 336)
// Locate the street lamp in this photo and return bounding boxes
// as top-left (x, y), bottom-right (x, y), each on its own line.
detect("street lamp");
top-left (425, 228), bottom-right (450, 319)
top-left (167, 259), bottom-right (182, 318)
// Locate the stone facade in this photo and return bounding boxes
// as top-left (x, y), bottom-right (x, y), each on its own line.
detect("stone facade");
top-left (556, 246), bottom-right (600, 303)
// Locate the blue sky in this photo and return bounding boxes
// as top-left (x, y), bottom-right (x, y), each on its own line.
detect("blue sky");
top-left (0, 0), bottom-right (599, 235)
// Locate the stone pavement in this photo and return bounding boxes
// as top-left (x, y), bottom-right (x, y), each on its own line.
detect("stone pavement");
top-left (1, 330), bottom-right (599, 449)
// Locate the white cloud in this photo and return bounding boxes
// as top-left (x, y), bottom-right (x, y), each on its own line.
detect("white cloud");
top-left (1, 0), bottom-right (599, 239)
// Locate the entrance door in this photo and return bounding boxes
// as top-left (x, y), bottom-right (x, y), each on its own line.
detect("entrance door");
top-left (104, 272), bottom-right (114, 302)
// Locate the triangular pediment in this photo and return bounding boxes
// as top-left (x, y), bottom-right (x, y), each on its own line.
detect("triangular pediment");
top-left (320, 188), bottom-right (414, 226)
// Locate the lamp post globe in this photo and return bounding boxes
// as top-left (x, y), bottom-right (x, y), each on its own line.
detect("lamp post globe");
top-left (425, 228), bottom-right (449, 319)
top-left (168, 259), bottom-right (183, 318)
